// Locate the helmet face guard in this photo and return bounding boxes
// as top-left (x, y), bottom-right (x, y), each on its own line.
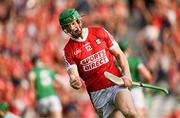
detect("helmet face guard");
top-left (59, 9), bottom-right (80, 30)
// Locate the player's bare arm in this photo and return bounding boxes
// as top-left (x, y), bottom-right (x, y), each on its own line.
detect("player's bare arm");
top-left (138, 64), bottom-right (154, 84)
top-left (110, 42), bottom-right (132, 88)
top-left (67, 65), bottom-right (82, 90)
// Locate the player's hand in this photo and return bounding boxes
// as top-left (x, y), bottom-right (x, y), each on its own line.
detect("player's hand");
top-left (70, 77), bottom-right (82, 90)
top-left (121, 75), bottom-right (132, 88)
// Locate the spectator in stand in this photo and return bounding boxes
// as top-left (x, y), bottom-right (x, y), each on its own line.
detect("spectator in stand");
top-left (0, 102), bottom-right (21, 118)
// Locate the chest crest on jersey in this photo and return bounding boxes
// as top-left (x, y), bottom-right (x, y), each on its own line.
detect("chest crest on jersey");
top-left (95, 39), bottom-right (101, 45)
top-left (83, 42), bottom-right (92, 52)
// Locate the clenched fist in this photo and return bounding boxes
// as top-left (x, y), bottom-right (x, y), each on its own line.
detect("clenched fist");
top-left (121, 75), bottom-right (132, 88)
top-left (70, 77), bottom-right (82, 90)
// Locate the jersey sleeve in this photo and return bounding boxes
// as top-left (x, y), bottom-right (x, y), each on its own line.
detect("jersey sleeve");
top-left (63, 48), bottom-right (76, 71)
top-left (101, 28), bottom-right (117, 50)
top-left (136, 58), bottom-right (144, 69)
top-left (134, 57), bottom-right (143, 69)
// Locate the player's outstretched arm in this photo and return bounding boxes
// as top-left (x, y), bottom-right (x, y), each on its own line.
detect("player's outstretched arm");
top-left (138, 64), bottom-right (154, 84)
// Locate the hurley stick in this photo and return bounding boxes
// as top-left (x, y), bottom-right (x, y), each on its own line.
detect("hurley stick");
top-left (104, 71), bottom-right (168, 94)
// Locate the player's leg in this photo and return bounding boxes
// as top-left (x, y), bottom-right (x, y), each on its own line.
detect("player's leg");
top-left (131, 88), bottom-right (147, 118)
top-left (108, 110), bottom-right (125, 118)
top-left (51, 111), bottom-right (62, 118)
top-left (136, 108), bottom-right (146, 118)
top-left (36, 98), bottom-right (49, 118)
top-left (114, 89), bottom-right (140, 118)
top-left (49, 95), bottom-right (63, 118)
top-left (90, 86), bottom-right (139, 118)
top-left (90, 86), bottom-right (123, 118)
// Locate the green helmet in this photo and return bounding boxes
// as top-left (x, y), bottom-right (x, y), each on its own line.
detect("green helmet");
top-left (0, 102), bottom-right (9, 111)
top-left (59, 9), bottom-right (80, 29)
top-left (118, 40), bottom-right (128, 52)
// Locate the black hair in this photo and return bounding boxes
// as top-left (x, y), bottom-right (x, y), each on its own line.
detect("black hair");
top-left (31, 55), bottom-right (39, 65)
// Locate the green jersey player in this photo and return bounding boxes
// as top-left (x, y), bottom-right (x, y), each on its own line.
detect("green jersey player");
top-left (115, 40), bottom-right (154, 118)
top-left (28, 56), bottom-right (63, 118)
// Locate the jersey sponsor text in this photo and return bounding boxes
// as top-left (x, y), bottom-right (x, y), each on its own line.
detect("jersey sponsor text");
top-left (80, 49), bottom-right (109, 71)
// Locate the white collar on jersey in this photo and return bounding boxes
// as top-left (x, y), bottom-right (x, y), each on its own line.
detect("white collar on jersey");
top-left (70, 28), bottom-right (88, 42)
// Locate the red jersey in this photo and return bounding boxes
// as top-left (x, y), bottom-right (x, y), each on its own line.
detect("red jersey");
top-left (63, 27), bottom-right (122, 92)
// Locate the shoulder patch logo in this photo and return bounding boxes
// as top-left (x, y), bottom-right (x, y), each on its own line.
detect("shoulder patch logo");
top-left (95, 39), bottom-right (101, 45)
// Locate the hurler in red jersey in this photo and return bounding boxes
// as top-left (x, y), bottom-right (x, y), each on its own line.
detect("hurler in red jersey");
top-left (63, 27), bottom-right (122, 92)
top-left (59, 8), bottom-right (140, 118)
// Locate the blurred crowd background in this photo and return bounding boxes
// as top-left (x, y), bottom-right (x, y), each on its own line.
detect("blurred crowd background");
top-left (0, 0), bottom-right (180, 118)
